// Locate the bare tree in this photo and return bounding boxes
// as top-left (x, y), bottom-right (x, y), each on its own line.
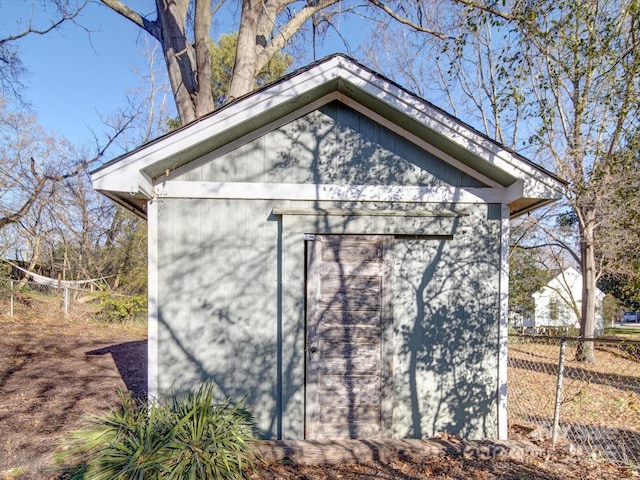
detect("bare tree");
top-left (99, 0), bottom-right (455, 123)
top-left (371, 0), bottom-right (640, 362)
top-left (117, 37), bottom-right (173, 149)
top-left (512, 0), bottom-right (640, 362)
top-left (0, 0), bottom-right (88, 99)
top-left (593, 139), bottom-right (640, 308)
top-left (50, 41), bottom-right (172, 283)
top-left (100, 0), bottom-right (349, 122)
top-left (0, 103), bottom-right (73, 232)
top-left (0, 99), bottom-right (134, 269)
top-left (0, 3), bottom-right (166, 286)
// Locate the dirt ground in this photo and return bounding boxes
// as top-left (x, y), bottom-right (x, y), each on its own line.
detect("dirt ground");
top-left (0, 314), bottom-right (637, 479)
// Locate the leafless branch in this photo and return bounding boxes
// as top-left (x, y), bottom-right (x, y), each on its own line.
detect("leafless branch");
top-left (0, 1), bottom-right (89, 45)
top-left (0, 111), bottom-right (136, 230)
top-left (99, 0), bottom-right (161, 39)
top-left (451, 0), bottom-right (514, 21)
top-left (365, 0), bottom-right (452, 40)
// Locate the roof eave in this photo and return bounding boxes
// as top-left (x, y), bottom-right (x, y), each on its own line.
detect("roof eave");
top-left (91, 54), bottom-right (566, 217)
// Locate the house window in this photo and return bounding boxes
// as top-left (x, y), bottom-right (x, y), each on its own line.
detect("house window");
top-left (549, 298), bottom-right (559, 321)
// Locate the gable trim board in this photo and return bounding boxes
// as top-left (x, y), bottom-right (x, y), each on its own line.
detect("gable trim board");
top-left (91, 55), bottom-right (565, 220)
top-left (92, 54), bottom-right (565, 442)
top-left (147, 199), bottom-right (159, 398)
top-left (154, 181), bottom-right (507, 204)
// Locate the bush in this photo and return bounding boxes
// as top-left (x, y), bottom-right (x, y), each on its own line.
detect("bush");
top-left (66, 382), bottom-right (257, 479)
top-left (95, 292), bottom-right (147, 323)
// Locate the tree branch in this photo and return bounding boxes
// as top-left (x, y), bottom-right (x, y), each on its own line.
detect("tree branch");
top-left (0, 112), bottom-right (136, 230)
top-left (449, 0), bottom-right (514, 22)
top-left (0, 1), bottom-right (89, 45)
top-left (193, 0), bottom-right (214, 117)
top-left (366, 0), bottom-right (453, 40)
top-left (256, 0), bottom-right (341, 73)
top-left (99, 0), bottom-right (161, 39)
top-left (0, 160), bottom-right (46, 229)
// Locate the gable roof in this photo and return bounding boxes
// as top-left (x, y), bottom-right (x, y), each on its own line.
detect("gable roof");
top-left (533, 267), bottom-right (604, 300)
top-left (91, 54), bottom-right (565, 219)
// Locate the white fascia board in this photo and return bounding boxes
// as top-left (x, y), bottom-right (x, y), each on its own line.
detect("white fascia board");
top-left (92, 55), bottom-right (564, 202)
top-left (505, 178), bottom-right (564, 204)
top-left (137, 172), bottom-right (155, 198)
top-left (497, 203), bottom-right (510, 440)
top-left (92, 161), bottom-right (151, 196)
top-left (505, 179), bottom-right (525, 203)
top-left (522, 178), bottom-right (565, 200)
top-left (154, 181), bottom-right (506, 204)
top-left (92, 60), bottom-right (348, 188)
top-left (335, 58), bottom-right (565, 195)
top-left (147, 199), bottom-right (159, 399)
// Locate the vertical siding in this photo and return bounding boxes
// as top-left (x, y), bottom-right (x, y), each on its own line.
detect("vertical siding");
top-left (178, 102), bottom-right (486, 188)
top-left (157, 198), bottom-right (290, 438)
top-left (280, 229), bottom-right (307, 438)
top-left (157, 196), bottom-right (501, 440)
top-left (392, 204), bottom-right (501, 439)
top-left (157, 101), bottom-right (503, 440)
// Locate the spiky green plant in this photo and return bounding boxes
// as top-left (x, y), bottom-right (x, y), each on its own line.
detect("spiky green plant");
top-left (163, 383), bottom-right (256, 479)
top-left (65, 382), bottom-right (257, 479)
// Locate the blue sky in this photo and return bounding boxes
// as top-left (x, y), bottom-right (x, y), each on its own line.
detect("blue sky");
top-left (2, 1), bottom-right (159, 145)
top-left (1, 1), bottom-right (366, 149)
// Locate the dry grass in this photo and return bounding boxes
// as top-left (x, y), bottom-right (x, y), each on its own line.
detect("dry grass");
top-left (508, 338), bottom-right (640, 464)
top-left (0, 297), bottom-right (638, 479)
top-left (0, 307), bottom-right (146, 480)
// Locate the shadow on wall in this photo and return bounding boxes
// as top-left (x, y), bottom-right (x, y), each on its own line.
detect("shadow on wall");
top-left (393, 219), bottom-right (501, 439)
top-left (87, 340), bottom-right (148, 401)
top-left (153, 220), bottom-right (302, 440)
top-left (148, 102), bottom-right (503, 440)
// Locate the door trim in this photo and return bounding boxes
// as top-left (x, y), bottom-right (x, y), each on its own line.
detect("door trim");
top-left (304, 234), bottom-right (393, 439)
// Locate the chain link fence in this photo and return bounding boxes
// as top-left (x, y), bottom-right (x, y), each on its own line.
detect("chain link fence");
top-left (508, 334), bottom-right (640, 466)
top-left (0, 276), bottom-right (146, 323)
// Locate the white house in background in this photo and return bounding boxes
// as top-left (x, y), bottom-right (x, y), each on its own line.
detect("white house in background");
top-left (532, 267), bottom-right (604, 334)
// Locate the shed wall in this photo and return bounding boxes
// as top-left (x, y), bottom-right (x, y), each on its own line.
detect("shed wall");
top-left (156, 197), bottom-right (292, 438)
top-left (155, 198), bottom-right (500, 439)
top-left (392, 204), bottom-right (501, 439)
top-left (153, 101), bottom-right (501, 440)
top-left (175, 102), bottom-right (486, 189)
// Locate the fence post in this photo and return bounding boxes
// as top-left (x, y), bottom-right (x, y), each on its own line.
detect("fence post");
top-left (552, 337), bottom-right (567, 446)
top-left (64, 287), bottom-right (69, 318)
top-left (10, 280), bottom-right (14, 317)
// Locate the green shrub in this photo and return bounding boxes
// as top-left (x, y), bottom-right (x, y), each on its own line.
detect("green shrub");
top-left (95, 292), bottom-right (147, 323)
top-left (66, 383), bottom-right (257, 479)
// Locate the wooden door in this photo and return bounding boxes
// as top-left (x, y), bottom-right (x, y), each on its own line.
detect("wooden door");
top-left (305, 235), bottom-right (392, 439)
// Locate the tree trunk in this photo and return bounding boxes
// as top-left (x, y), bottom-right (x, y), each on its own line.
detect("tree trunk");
top-left (18, 237), bottom-right (42, 288)
top-left (576, 203), bottom-right (597, 363)
top-left (227, 0), bottom-right (262, 102)
top-left (155, 0), bottom-right (199, 123)
top-left (102, 0), bottom-right (344, 122)
top-left (193, 0), bottom-right (215, 118)
top-left (112, 230), bottom-right (134, 291)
